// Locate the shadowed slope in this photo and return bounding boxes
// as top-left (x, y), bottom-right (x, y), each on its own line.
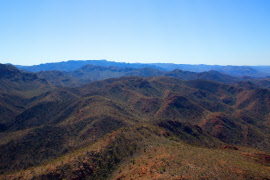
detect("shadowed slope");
top-left (0, 64), bottom-right (53, 97)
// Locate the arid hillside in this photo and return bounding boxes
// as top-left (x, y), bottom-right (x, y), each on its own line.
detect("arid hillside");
top-left (0, 64), bottom-right (270, 179)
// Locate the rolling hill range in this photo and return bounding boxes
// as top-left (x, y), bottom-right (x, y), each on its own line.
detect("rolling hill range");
top-left (0, 62), bottom-right (270, 179)
top-left (11, 61), bottom-right (270, 89)
top-left (15, 59), bottom-right (270, 77)
top-left (35, 64), bottom-right (270, 91)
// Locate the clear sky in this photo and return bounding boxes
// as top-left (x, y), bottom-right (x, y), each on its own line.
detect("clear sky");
top-left (1, 0), bottom-right (270, 66)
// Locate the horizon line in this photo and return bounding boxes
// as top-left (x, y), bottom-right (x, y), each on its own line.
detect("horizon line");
top-left (6, 59), bottom-right (270, 67)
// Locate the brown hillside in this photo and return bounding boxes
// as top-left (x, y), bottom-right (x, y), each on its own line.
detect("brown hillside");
top-left (1, 73), bottom-right (270, 179)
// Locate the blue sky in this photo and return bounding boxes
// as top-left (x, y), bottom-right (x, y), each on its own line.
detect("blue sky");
top-left (1, 0), bottom-right (270, 65)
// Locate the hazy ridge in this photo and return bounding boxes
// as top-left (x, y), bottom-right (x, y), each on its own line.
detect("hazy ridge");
top-left (15, 60), bottom-right (270, 77)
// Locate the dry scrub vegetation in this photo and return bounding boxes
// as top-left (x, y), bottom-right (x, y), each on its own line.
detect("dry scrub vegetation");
top-left (2, 125), bottom-right (270, 180)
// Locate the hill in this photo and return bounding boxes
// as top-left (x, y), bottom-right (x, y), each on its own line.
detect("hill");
top-left (0, 65), bottom-right (270, 179)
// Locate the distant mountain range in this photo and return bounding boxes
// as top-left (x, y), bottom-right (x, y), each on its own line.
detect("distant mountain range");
top-left (15, 60), bottom-right (164, 72)
top-left (32, 63), bottom-right (270, 89)
top-left (14, 59), bottom-right (270, 77)
top-left (1, 62), bottom-right (270, 179)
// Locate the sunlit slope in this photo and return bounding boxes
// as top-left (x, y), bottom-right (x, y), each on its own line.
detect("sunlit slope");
top-left (2, 125), bottom-right (269, 180)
